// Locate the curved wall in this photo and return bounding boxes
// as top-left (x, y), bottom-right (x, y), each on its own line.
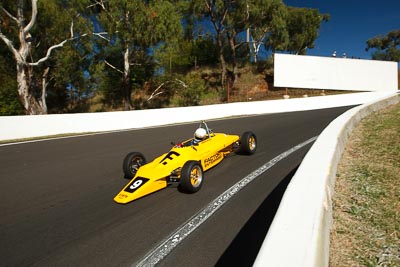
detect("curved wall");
top-left (253, 92), bottom-right (399, 267)
top-left (0, 91), bottom-right (394, 142)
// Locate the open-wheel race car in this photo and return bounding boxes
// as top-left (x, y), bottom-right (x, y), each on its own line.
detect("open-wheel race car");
top-left (114, 121), bottom-right (257, 204)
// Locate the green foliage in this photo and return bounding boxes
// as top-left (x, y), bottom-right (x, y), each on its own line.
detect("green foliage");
top-left (139, 75), bottom-right (178, 109)
top-left (285, 7), bottom-right (329, 55)
top-left (0, 65), bottom-right (24, 115)
top-left (366, 29), bottom-right (400, 62)
top-left (249, 0), bottom-right (289, 53)
top-left (177, 74), bottom-right (205, 106)
top-left (0, 0), bottom-right (93, 114)
top-left (0, 88), bottom-right (24, 116)
top-left (155, 34), bottom-right (219, 74)
top-left (92, 0), bottom-right (183, 109)
top-left (40, 0), bottom-right (93, 113)
top-left (0, 46), bottom-right (24, 115)
top-left (0, 0), bottom-right (336, 113)
top-left (90, 48), bottom-right (125, 109)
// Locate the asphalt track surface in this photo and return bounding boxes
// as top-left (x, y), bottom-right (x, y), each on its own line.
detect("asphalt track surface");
top-left (0, 106), bottom-right (353, 267)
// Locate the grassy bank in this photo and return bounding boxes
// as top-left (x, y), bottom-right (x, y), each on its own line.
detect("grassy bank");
top-left (330, 102), bottom-right (400, 266)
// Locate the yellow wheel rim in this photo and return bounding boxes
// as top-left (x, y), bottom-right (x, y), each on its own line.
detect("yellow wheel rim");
top-left (248, 136), bottom-right (256, 151)
top-left (190, 166), bottom-right (203, 187)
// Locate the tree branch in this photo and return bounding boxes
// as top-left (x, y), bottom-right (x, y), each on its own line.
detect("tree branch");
top-left (28, 33), bottom-right (88, 66)
top-left (147, 82), bottom-right (165, 101)
top-left (70, 20), bottom-right (74, 38)
top-left (87, 0), bottom-right (106, 11)
top-left (24, 0), bottom-right (38, 34)
top-left (0, 6), bottom-right (19, 23)
top-left (0, 31), bottom-right (22, 61)
top-left (174, 78), bottom-right (188, 88)
top-left (104, 60), bottom-right (123, 74)
top-left (28, 39), bottom-right (68, 66)
top-left (93, 32), bottom-right (110, 42)
top-left (147, 79), bottom-right (188, 102)
top-left (28, 23), bottom-right (109, 67)
top-left (220, 7), bottom-right (229, 26)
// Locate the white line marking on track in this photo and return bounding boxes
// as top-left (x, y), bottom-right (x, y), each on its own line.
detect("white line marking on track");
top-left (135, 136), bottom-right (318, 267)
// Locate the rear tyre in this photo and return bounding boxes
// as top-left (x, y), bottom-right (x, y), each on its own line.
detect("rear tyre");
top-left (123, 152), bottom-right (146, 179)
top-left (236, 131), bottom-right (257, 155)
top-left (179, 161), bottom-right (204, 193)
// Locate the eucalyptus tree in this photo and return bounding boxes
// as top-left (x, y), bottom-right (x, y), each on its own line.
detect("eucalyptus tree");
top-left (366, 29), bottom-right (400, 62)
top-left (91, 0), bottom-right (183, 110)
top-left (285, 7), bottom-right (329, 55)
top-left (247, 0), bottom-right (288, 62)
top-left (156, 0), bottom-right (218, 74)
top-left (224, 0), bottom-right (249, 86)
top-left (153, 1), bottom-right (190, 75)
top-left (188, 0), bottom-right (235, 94)
top-left (35, 1), bottom-right (94, 113)
top-left (188, 0), bottom-right (288, 96)
top-left (0, 0), bottom-right (91, 114)
top-left (188, 0), bottom-right (256, 101)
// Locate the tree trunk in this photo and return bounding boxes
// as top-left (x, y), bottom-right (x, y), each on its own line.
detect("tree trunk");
top-left (16, 61), bottom-right (47, 115)
top-left (216, 32), bottom-right (227, 95)
top-left (0, 0), bottom-right (74, 114)
top-left (3, 0), bottom-right (47, 115)
top-left (219, 52), bottom-right (227, 93)
top-left (252, 41), bottom-right (259, 63)
top-left (40, 67), bottom-right (50, 113)
top-left (122, 45), bottom-right (132, 110)
top-left (16, 62), bottom-right (30, 112)
top-left (228, 32), bottom-right (238, 87)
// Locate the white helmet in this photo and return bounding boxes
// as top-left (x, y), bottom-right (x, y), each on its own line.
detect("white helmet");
top-left (194, 128), bottom-right (207, 140)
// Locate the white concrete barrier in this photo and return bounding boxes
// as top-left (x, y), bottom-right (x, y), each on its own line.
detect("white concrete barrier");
top-left (274, 53), bottom-right (399, 92)
top-left (0, 91), bottom-right (395, 142)
top-left (253, 92), bottom-right (400, 267)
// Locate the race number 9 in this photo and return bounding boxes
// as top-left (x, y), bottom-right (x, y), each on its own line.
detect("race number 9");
top-left (130, 180), bottom-right (142, 190)
top-left (124, 177), bottom-right (149, 193)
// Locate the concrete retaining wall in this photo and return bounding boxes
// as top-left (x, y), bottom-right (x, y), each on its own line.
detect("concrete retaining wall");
top-left (0, 91), bottom-right (395, 142)
top-left (253, 92), bottom-right (399, 267)
top-left (274, 53), bottom-right (399, 92)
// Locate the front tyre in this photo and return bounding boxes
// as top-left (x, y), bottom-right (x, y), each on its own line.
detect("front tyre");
top-left (179, 161), bottom-right (204, 193)
top-left (236, 131), bottom-right (257, 155)
top-left (123, 152), bottom-right (146, 179)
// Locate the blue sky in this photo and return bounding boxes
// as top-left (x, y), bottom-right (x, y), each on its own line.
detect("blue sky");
top-left (283, 0), bottom-right (400, 60)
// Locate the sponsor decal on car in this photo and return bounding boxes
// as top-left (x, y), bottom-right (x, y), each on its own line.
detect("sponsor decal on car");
top-left (204, 153), bottom-right (222, 168)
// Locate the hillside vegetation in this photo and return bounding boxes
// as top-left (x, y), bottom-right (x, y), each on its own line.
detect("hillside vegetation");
top-left (1, 1), bottom-right (398, 115)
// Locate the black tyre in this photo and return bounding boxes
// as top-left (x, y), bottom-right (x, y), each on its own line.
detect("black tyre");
top-left (179, 161), bottom-right (204, 193)
top-left (236, 131), bottom-right (257, 155)
top-left (122, 152), bottom-right (146, 179)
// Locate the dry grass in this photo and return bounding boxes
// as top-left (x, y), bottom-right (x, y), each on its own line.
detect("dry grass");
top-left (199, 66), bottom-right (353, 105)
top-left (330, 103), bottom-right (400, 266)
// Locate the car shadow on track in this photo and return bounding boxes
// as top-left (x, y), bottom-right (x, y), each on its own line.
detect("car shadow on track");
top-left (215, 166), bottom-right (299, 267)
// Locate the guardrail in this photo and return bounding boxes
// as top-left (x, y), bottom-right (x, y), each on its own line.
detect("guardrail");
top-left (0, 91), bottom-right (395, 142)
top-left (253, 92), bottom-right (399, 267)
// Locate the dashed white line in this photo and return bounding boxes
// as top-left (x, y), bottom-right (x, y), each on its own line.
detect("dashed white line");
top-left (135, 136), bottom-right (318, 267)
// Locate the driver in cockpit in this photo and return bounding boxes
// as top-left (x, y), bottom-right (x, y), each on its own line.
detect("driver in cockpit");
top-left (192, 128), bottom-right (207, 145)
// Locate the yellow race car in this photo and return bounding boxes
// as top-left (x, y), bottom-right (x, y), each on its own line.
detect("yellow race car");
top-left (114, 121), bottom-right (257, 204)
